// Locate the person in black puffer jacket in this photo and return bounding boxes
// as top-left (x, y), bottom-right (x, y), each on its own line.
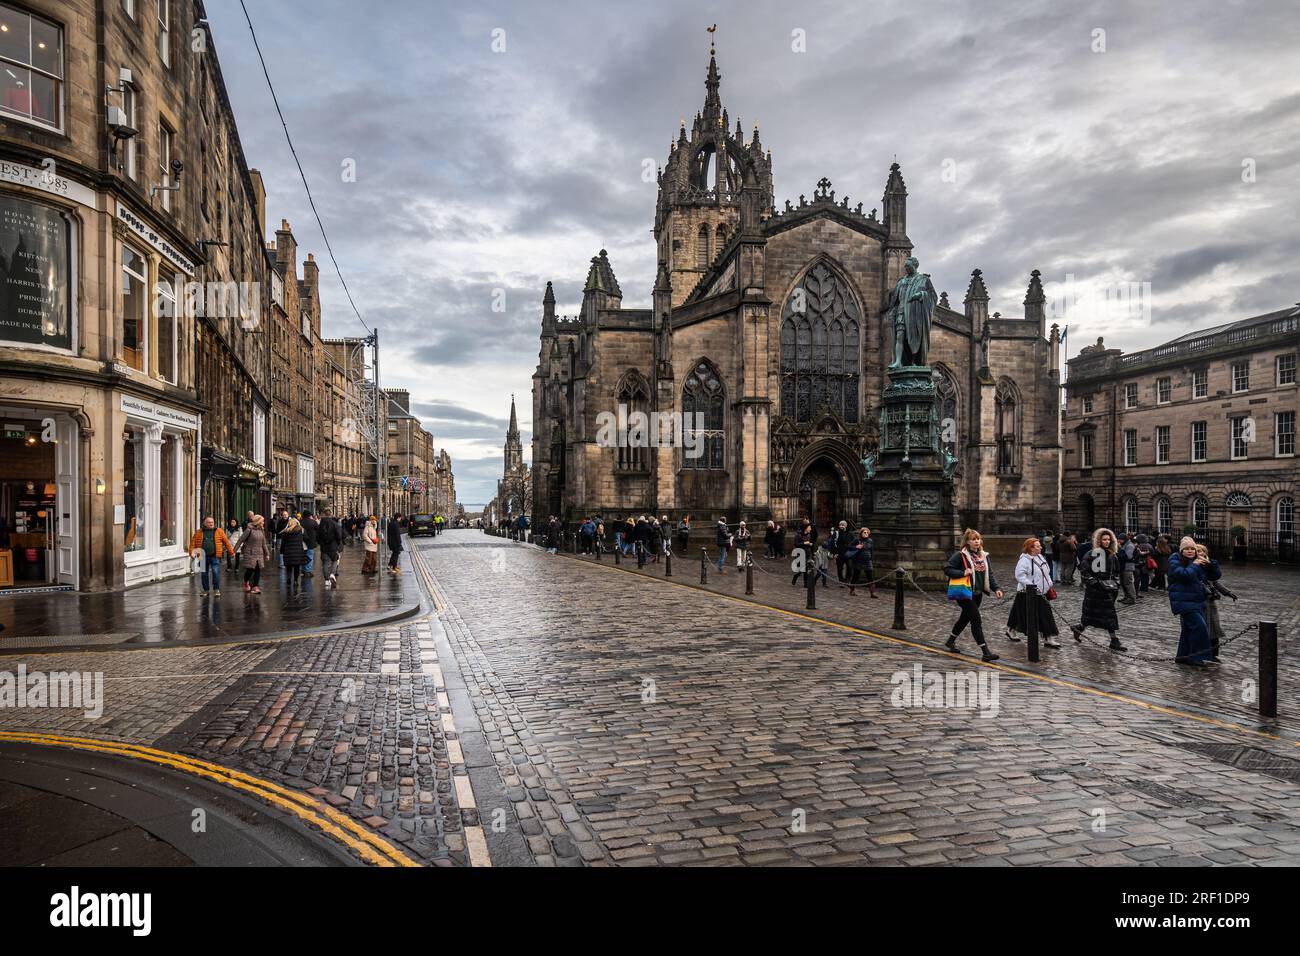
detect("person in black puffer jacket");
top-left (317, 509), bottom-right (343, 587)
top-left (387, 513), bottom-right (405, 572)
top-left (1069, 528), bottom-right (1127, 651)
top-left (278, 518), bottom-right (308, 588)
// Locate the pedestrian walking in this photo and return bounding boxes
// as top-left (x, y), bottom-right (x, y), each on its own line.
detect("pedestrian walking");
top-left (1043, 530), bottom-right (1057, 582)
top-left (1152, 535), bottom-right (1172, 590)
top-left (318, 508), bottom-right (343, 588)
top-left (301, 511), bottom-right (319, 577)
top-left (1070, 528), bottom-right (1128, 651)
top-left (1058, 531), bottom-right (1078, 585)
top-left (1134, 533), bottom-right (1154, 593)
top-left (189, 516), bottom-right (234, 596)
top-left (733, 521), bottom-right (751, 568)
top-left (1118, 532), bottom-right (1139, 605)
top-left (846, 526), bottom-right (876, 597)
top-left (791, 523), bottom-right (815, 587)
top-left (944, 528), bottom-right (1004, 661)
top-left (1198, 544), bottom-right (1235, 662)
top-left (279, 518), bottom-right (309, 588)
top-left (236, 515), bottom-right (272, 594)
top-left (1006, 536), bottom-right (1060, 647)
top-left (829, 520), bottom-right (852, 584)
top-left (773, 521), bottom-right (787, 558)
top-left (1167, 537), bottom-right (1221, 666)
top-left (579, 516), bottom-right (596, 554)
top-left (387, 513), bottom-right (405, 572)
top-left (362, 516), bottom-right (380, 574)
top-left (647, 517), bottom-right (664, 562)
top-left (715, 517), bottom-right (731, 572)
top-left (224, 517), bottom-right (242, 571)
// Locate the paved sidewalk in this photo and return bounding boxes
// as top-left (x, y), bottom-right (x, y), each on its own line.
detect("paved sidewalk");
top-left (556, 541), bottom-right (1299, 738)
top-left (0, 542), bottom-right (422, 652)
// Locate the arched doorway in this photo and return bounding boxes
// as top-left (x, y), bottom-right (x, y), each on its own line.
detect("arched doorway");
top-left (799, 459), bottom-right (842, 533)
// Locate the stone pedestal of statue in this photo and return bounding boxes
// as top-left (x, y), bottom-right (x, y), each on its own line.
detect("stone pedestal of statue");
top-left (862, 365), bottom-right (961, 585)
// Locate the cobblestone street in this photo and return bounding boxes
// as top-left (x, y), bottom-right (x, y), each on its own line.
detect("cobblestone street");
top-left (2, 529), bottom-right (1298, 867)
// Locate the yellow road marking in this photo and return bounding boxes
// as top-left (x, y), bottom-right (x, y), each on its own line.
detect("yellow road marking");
top-left (0, 731), bottom-right (421, 867)
top-left (557, 551), bottom-right (1295, 747)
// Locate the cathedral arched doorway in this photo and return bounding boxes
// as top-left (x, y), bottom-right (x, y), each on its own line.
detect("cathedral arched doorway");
top-left (799, 459), bottom-right (842, 533)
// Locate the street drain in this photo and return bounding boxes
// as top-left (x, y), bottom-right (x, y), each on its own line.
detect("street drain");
top-left (1171, 741), bottom-right (1300, 785)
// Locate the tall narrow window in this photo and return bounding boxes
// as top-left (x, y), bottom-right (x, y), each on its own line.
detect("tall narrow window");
top-left (122, 245), bottom-right (148, 372)
top-left (1278, 497), bottom-right (1295, 539)
top-left (1190, 495), bottom-right (1208, 532)
top-left (1277, 410), bottom-right (1296, 457)
top-left (1230, 416), bottom-right (1249, 460)
top-left (615, 372), bottom-right (650, 472)
top-left (933, 365), bottom-right (960, 464)
top-left (0, 3), bottom-right (64, 131)
top-left (1277, 353), bottom-right (1297, 386)
top-left (1192, 368), bottom-right (1208, 398)
top-left (159, 432), bottom-right (177, 547)
top-left (155, 273), bottom-right (178, 384)
top-left (1191, 421), bottom-right (1207, 462)
top-left (123, 427), bottom-right (144, 551)
top-left (1123, 497), bottom-right (1138, 533)
top-left (1123, 428), bottom-right (1137, 466)
top-left (682, 362), bottom-right (724, 470)
top-left (121, 78), bottom-right (138, 179)
top-left (158, 121), bottom-right (174, 211)
top-left (1082, 395), bottom-right (1093, 414)
top-left (695, 224), bottom-right (710, 269)
top-left (1156, 497), bottom-right (1172, 535)
top-left (1080, 432), bottom-right (1093, 468)
top-left (157, 0), bottom-right (171, 67)
top-left (1124, 383), bottom-right (1138, 409)
top-left (780, 262), bottom-right (861, 424)
top-left (1157, 377), bottom-right (1171, 404)
top-left (1155, 425), bottom-right (1170, 464)
top-left (995, 379), bottom-right (1020, 474)
top-left (1232, 361), bottom-right (1249, 393)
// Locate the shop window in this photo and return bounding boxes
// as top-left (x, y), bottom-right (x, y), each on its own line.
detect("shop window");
top-left (122, 245), bottom-right (148, 371)
top-left (0, 2), bottom-right (63, 131)
top-left (0, 194), bottom-right (74, 351)
top-left (123, 428), bottom-right (144, 551)
top-left (159, 432), bottom-right (177, 547)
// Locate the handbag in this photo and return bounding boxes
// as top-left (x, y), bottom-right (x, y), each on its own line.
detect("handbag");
top-left (947, 553), bottom-right (974, 601)
top-left (1046, 586), bottom-right (1058, 601)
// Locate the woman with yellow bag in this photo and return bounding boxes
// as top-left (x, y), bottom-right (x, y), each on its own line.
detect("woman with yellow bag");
top-left (943, 528), bottom-right (1004, 661)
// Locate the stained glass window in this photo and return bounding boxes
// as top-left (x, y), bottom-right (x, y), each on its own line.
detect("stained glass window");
top-left (780, 262), bottom-right (860, 423)
top-left (682, 362), bottom-right (724, 470)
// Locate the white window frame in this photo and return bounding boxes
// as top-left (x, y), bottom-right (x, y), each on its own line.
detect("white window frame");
top-left (154, 273), bottom-right (178, 384)
top-left (1191, 421), bottom-right (1207, 463)
top-left (157, 120), bottom-right (174, 211)
top-left (157, 0), bottom-right (170, 68)
top-left (1124, 383), bottom-right (1138, 409)
top-left (1123, 429), bottom-right (1137, 466)
top-left (1276, 410), bottom-right (1296, 458)
top-left (1156, 497), bottom-right (1172, 535)
top-left (1082, 395), bottom-right (1093, 414)
top-left (1156, 377), bottom-right (1171, 404)
top-left (1230, 416), bottom-right (1249, 460)
top-left (122, 0), bottom-right (135, 18)
top-left (1278, 497), bottom-right (1295, 537)
top-left (1192, 368), bottom-right (1208, 399)
top-left (121, 243), bottom-right (149, 373)
top-left (253, 404), bottom-right (267, 466)
top-left (1155, 425), bottom-right (1170, 464)
top-left (1080, 432), bottom-right (1093, 469)
top-left (121, 76), bottom-right (138, 179)
top-left (1124, 497), bottom-right (1138, 533)
top-left (0, 3), bottom-right (65, 133)
top-left (1191, 495), bottom-right (1208, 531)
top-left (1231, 361), bottom-right (1249, 393)
top-left (1277, 353), bottom-right (1296, 387)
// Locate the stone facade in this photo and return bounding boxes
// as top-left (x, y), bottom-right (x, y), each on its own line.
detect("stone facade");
top-left (531, 47), bottom-right (1061, 537)
top-left (1063, 310), bottom-right (1300, 556)
top-left (0, 0), bottom-right (265, 589)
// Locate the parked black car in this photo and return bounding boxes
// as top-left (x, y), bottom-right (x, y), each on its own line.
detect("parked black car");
top-left (409, 514), bottom-right (436, 536)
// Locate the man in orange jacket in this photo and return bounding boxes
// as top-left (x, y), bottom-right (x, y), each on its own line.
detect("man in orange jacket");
top-left (189, 516), bottom-right (234, 596)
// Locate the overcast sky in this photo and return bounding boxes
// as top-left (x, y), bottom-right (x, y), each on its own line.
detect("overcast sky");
top-left (208, 0), bottom-right (1300, 506)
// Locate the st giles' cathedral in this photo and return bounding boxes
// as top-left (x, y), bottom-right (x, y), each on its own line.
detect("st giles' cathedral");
top-left (531, 46), bottom-right (1062, 534)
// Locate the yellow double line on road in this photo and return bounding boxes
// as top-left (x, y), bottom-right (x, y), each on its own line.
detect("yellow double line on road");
top-left (0, 731), bottom-right (420, 867)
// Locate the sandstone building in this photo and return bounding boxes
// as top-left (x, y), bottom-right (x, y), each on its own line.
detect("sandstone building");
top-left (531, 48), bottom-right (1061, 535)
top-left (1063, 309), bottom-right (1299, 558)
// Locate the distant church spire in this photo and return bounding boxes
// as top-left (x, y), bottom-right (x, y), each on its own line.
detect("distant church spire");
top-left (703, 25), bottom-right (722, 122)
top-left (505, 395), bottom-right (522, 472)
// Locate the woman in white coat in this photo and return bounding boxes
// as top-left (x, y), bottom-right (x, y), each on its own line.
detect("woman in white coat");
top-left (1006, 536), bottom-right (1061, 648)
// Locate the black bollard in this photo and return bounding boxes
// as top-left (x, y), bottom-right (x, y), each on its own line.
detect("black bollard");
top-left (595, 538), bottom-right (601, 561)
top-left (892, 568), bottom-right (906, 630)
top-left (614, 543), bottom-right (621, 565)
top-left (572, 533), bottom-right (579, 555)
top-left (1026, 584), bottom-right (1040, 663)
top-left (701, 548), bottom-right (708, 584)
top-left (637, 541), bottom-right (646, 568)
top-left (746, 552), bottom-right (754, 595)
top-left (665, 548), bottom-right (672, 577)
top-left (806, 564), bottom-right (816, 610)
top-left (1259, 620), bottom-right (1278, 718)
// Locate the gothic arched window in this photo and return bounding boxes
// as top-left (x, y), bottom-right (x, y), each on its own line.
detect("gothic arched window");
top-left (995, 378), bottom-right (1021, 474)
top-left (696, 224), bottom-right (710, 270)
top-left (615, 371), bottom-right (650, 472)
top-left (716, 223), bottom-right (728, 248)
top-left (933, 364), bottom-right (961, 462)
top-left (780, 262), bottom-right (861, 423)
top-left (682, 361), bottom-right (724, 470)
top-left (1154, 495), bottom-right (1172, 535)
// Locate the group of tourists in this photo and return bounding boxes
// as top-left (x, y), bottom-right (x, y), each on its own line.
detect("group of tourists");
top-left (189, 508), bottom-right (410, 596)
top-left (943, 526), bottom-right (1234, 666)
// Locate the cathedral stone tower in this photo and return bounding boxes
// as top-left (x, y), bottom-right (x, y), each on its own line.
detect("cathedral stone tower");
top-left (654, 39), bottom-right (774, 307)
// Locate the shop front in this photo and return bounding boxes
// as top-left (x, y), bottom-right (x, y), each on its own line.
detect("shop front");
top-left (119, 393), bottom-right (198, 587)
top-left (0, 407), bottom-right (79, 591)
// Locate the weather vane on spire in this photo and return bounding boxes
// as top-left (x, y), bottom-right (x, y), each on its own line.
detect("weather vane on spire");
top-left (707, 23), bottom-right (717, 55)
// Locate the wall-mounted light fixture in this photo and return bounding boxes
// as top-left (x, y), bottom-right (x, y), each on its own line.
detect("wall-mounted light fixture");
top-left (95, 477), bottom-right (106, 495)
